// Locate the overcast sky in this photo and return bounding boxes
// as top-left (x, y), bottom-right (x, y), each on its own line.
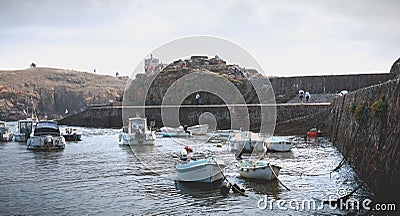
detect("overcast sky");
top-left (0, 0), bottom-right (399, 77)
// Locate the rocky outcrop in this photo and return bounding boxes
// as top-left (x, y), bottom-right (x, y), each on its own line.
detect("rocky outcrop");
top-left (0, 67), bottom-right (127, 121)
top-left (125, 55), bottom-right (270, 106)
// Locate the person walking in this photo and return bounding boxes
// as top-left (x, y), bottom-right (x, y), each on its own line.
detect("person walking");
top-left (299, 90), bottom-right (304, 103)
top-left (305, 91), bottom-right (310, 103)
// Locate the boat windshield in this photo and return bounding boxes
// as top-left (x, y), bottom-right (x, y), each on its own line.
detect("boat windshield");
top-left (34, 121), bottom-right (60, 136)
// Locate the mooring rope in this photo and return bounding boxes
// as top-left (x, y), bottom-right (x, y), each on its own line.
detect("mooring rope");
top-left (214, 159), bottom-right (247, 196)
top-left (268, 163), bottom-right (290, 191)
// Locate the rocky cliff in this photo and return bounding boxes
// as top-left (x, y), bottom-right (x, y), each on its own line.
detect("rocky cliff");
top-left (0, 67), bottom-right (127, 121)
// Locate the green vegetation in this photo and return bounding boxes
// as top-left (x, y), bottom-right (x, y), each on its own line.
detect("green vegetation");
top-left (371, 98), bottom-right (388, 120)
top-left (354, 102), bottom-right (366, 122)
top-left (350, 103), bottom-right (356, 113)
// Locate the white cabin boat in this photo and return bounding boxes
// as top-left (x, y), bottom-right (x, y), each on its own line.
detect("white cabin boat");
top-left (119, 117), bottom-right (156, 145)
top-left (27, 121), bottom-right (66, 151)
top-left (231, 131), bottom-right (266, 153)
top-left (14, 119), bottom-right (34, 143)
top-left (176, 156), bottom-right (226, 183)
top-left (187, 124), bottom-right (209, 135)
top-left (160, 126), bottom-right (191, 137)
top-left (265, 137), bottom-right (294, 152)
top-left (238, 160), bottom-right (281, 181)
top-left (0, 121), bottom-right (13, 142)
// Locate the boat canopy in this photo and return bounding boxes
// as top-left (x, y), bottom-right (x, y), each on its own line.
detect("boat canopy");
top-left (34, 121), bottom-right (60, 136)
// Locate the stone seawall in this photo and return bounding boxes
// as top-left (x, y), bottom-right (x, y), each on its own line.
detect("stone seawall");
top-left (59, 103), bottom-right (331, 134)
top-left (330, 78), bottom-right (400, 200)
top-left (269, 73), bottom-right (394, 96)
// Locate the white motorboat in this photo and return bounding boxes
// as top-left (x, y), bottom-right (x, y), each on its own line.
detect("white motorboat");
top-left (230, 131), bottom-right (266, 153)
top-left (187, 124), bottom-right (209, 136)
top-left (0, 121), bottom-right (13, 142)
top-left (119, 117), bottom-right (156, 145)
top-left (238, 160), bottom-right (281, 181)
top-left (27, 120), bottom-right (66, 151)
top-left (175, 155), bottom-right (226, 183)
top-left (14, 119), bottom-right (35, 142)
top-left (160, 126), bottom-right (191, 137)
top-left (265, 136), bottom-right (294, 152)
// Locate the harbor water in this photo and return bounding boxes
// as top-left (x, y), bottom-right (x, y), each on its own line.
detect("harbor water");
top-left (0, 124), bottom-right (373, 215)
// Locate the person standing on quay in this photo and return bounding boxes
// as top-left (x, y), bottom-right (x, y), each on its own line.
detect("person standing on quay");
top-left (305, 91), bottom-right (310, 103)
top-left (195, 93), bottom-right (200, 105)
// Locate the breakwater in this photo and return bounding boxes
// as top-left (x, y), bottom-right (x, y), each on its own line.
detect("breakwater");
top-left (330, 78), bottom-right (400, 202)
top-left (59, 103), bottom-right (331, 134)
top-left (269, 73), bottom-right (394, 96)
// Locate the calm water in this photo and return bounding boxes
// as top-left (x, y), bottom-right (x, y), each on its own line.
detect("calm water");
top-left (0, 124), bottom-right (373, 215)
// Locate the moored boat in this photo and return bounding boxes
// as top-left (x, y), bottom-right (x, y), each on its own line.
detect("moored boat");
top-left (187, 124), bottom-right (209, 136)
top-left (307, 127), bottom-right (321, 138)
top-left (265, 136), bottom-right (294, 152)
top-left (62, 127), bottom-right (82, 141)
top-left (27, 120), bottom-right (66, 151)
top-left (14, 119), bottom-right (34, 143)
top-left (119, 117), bottom-right (156, 145)
top-left (175, 154), bottom-right (226, 183)
top-left (238, 160), bottom-right (281, 181)
top-left (0, 121), bottom-right (13, 142)
top-left (230, 131), bottom-right (266, 153)
top-left (160, 126), bottom-right (191, 137)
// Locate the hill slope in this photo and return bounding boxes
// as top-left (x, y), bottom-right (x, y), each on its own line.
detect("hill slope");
top-left (0, 67), bottom-right (127, 121)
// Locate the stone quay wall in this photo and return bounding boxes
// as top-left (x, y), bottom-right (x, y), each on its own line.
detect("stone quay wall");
top-left (329, 78), bottom-right (400, 200)
top-left (59, 103), bottom-right (331, 134)
top-left (269, 73), bottom-right (394, 96)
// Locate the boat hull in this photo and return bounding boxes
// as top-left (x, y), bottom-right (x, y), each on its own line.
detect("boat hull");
top-left (160, 127), bottom-right (190, 138)
top-left (118, 132), bottom-right (155, 145)
top-left (187, 124), bottom-right (209, 135)
top-left (27, 136), bottom-right (66, 151)
top-left (267, 142), bottom-right (293, 152)
top-left (266, 137), bottom-right (294, 152)
top-left (14, 134), bottom-right (28, 142)
top-left (176, 158), bottom-right (225, 183)
top-left (238, 161), bottom-right (281, 181)
top-left (63, 134), bottom-right (82, 141)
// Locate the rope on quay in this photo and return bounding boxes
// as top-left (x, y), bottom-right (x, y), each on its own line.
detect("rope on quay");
top-left (269, 163), bottom-right (290, 191)
top-left (214, 159), bottom-right (247, 197)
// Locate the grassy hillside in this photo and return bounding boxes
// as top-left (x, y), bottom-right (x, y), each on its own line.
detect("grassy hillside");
top-left (0, 67), bottom-right (128, 121)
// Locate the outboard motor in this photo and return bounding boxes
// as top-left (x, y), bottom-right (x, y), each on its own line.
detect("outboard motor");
top-left (183, 125), bottom-right (190, 134)
top-left (179, 149), bottom-right (188, 161)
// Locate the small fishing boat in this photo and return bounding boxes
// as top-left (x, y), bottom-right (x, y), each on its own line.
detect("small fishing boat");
top-left (187, 124), bottom-right (209, 136)
top-left (0, 121), bottom-right (13, 142)
top-left (14, 119), bottom-right (34, 143)
top-left (175, 152), bottom-right (226, 183)
top-left (27, 120), bottom-right (66, 151)
top-left (265, 136), bottom-right (294, 152)
top-left (230, 131), bottom-right (266, 153)
top-left (238, 160), bottom-right (281, 181)
top-left (307, 128), bottom-right (321, 138)
top-left (160, 126), bottom-right (191, 137)
top-left (62, 127), bottom-right (82, 141)
top-left (119, 117), bottom-right (156, 145)
top-left (208, 129), bottom-right (237, 143)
